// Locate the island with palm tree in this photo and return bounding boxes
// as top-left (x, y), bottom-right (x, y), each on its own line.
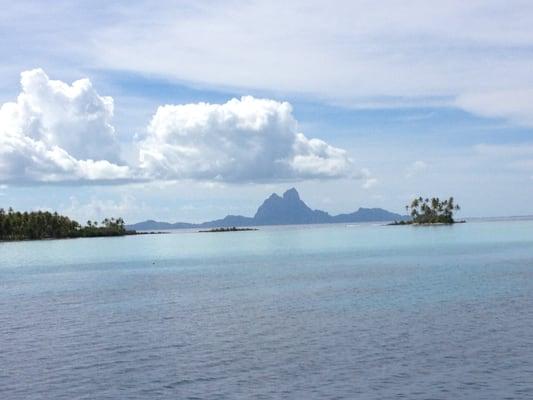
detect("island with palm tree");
top-left (391, 196), bottom-right (463, 225)
top-left (0, 208), bottom-right (137, 241)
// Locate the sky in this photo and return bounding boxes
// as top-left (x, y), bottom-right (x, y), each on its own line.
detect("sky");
top-left (1, 0), bottom-right (533, 222)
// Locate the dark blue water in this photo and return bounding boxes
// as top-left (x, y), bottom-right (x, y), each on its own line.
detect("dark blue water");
top-left (1, 221), bottom-right (532, 399)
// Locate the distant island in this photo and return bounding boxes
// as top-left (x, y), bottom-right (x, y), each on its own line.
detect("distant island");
top-left (390, 196), bottom-right (462, 225)
top-left (127, 188), bottom-right (409, 231)
top-left (0, 208), bottom-right (136, 241)
top-left (199, 226), bottom-right (258, 233)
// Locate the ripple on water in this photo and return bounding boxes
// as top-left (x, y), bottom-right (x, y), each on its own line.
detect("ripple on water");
top-left (1, 222), bottom-right (533, 399)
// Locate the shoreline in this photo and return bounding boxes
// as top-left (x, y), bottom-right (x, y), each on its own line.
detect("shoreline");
top-left (199, 227), bottom-right (259, 233)
top-left (387, 220), bottom-right (467, 226)
top-left (0, 230), bottom-right (169, 243)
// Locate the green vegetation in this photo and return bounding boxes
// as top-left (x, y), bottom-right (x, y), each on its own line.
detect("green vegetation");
top-left (0, 208), bottom-right (133, 241)
top-left (391, 196), bottom-right (462, 225)
top-left (405, 196), bottom-right (460, 224)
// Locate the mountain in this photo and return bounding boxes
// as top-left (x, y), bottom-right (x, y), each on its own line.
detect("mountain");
top-left (126, 188), bottom-right (407, 230)
top-left (254, 188), bottom-right (330, 225)
top-left (198, 215), bottom-right (255, 228)
top-left (331, 208), bottom-right (407, 223)
top-left (125, 220), bottom-right (196, 230)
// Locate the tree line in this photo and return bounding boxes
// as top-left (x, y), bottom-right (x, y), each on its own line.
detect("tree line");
top-left (0, 208), bottom-right (130, 241)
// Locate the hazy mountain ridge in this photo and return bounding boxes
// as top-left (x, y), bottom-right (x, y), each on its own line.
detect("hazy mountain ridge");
top-left (127, 188), bottom-right (406, 230)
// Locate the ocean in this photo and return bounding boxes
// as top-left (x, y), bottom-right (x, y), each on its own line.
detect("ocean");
top-left (1, 220), bottom-right (532, 399)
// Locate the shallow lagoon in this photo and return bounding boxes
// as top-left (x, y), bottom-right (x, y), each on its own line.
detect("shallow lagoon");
top-left (1, 220), bottom-right (532, 399)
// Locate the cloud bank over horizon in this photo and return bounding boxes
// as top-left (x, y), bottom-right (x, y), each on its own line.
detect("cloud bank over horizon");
top-left (0, 69), bottom-right (356, 185)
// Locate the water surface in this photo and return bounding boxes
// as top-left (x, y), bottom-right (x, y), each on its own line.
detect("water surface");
top-left (1, 220), bottom-right (532, 399)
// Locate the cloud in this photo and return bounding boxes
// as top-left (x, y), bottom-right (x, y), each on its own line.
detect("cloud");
top-left (83, 1), bottom-right (533, 122)
top-left (0, 69), bottom-right (130, 183)
top-left (3, 0), bottom-right (533, 133)
top-left (456, 90), bottom-right (533, 127)
top-left (3, 3), bottom-right (533, 128)
top-left (405, 160), bottom-right (428, 178)
top-left (360, 168), bottom-right (378, 189)
top-left (88, 1), bottom-right (533, 96)
top-left (362, 178), bottom-right (378, 189)
top-left (138, 96), bottom-right (354, 182)
top-left (61, 194), bottom-right (150, 223)
top-left (0, 70), bottom-right (357, 185)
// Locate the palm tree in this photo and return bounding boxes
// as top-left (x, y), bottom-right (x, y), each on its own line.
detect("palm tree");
top-left (406, 196), bottom-right (460, 224)
top-left (0, 206), bottom-right (130, 241)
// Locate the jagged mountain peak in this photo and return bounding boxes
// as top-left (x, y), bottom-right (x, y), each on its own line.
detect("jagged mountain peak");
top-left (283, 187), bottom-right (300, 200)
top-left (254, 188), bottom-right (319, 224)
top-left (267, 192), bottom-right (282, 200)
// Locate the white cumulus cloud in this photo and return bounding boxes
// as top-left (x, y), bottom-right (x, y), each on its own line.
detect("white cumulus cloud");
top-left (1, 70), bottom-right (357, 185)
top-left (0, 69), bottom-right (130, 183)
top-left (138, 96), bottom-right (354, 182)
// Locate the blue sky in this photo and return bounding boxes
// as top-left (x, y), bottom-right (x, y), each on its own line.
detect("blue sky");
top-left (1, 1), bottom-right (533, 222)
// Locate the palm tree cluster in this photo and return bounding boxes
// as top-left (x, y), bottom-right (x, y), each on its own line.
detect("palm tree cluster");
top-left (0, 208), bottom-right (130, 241)
top-left (405, 196), bottom-right (460, 224)
top-left (81, 217), bottom-right (127, 238)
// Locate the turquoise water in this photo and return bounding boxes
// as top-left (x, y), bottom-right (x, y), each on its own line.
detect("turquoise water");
top-left (1, 220), bottom-right (532, 399)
